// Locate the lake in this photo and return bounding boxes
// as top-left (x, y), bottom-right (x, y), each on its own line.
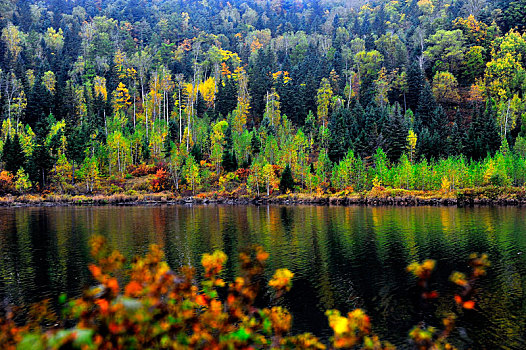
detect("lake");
top-left (0, 205), bottom-right (525, 348)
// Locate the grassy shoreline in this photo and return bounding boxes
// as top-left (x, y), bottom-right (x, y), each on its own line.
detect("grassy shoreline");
top-left (1, 186), bottom-right (526, 207)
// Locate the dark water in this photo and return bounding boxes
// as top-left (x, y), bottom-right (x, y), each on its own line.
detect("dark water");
top-left (1, 205), bottom-right (525, 348)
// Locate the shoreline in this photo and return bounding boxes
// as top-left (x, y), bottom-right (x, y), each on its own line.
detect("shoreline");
top-left (1, 187), bottom-right (526, 207)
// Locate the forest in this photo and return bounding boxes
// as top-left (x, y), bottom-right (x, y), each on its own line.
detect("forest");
top-left (1, 0), bottom-right (526, 199)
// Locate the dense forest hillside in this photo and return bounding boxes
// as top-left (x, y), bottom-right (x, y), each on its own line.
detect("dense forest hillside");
top-left (1, 0), bottom-right (526, 197)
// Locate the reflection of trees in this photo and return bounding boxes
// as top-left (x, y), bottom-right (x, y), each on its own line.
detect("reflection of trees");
top-left (1, 205), bottom-right (526, 346)
top-left (0, 209), bottom-right (35, 308)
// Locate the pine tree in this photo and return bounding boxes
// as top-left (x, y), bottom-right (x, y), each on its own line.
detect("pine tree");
top-left (196, 91), bottom-right (206, 118)
top-left (222, 150), bottom-right (238, 172)
top-left (215, 77), bottom-right (237, 118)
top-left (66, 124), bottom-right (89, 183)
top-left (406, 61), bottom-right (424, 112)
top-left (142, 136), bottom-right (151, 162)
top-left (416, 81), bottom-right (438, 129)
top-left (275, 74), bottom-right (300, 124)
top-left (384, 104), bottom-right (409, 162)
top-left (354, 104), bottom-right (381, 158)
top-left (464, 104), bottom-right (500, 160)
top-left (28, 142), bottom-right (53, 189)
top-left (2, 134), bottom-right (26, 174)
top-left (279, 164), bottom-right (294, 193)
top-left (251, 131), bottom-right (261, 155)
top-left (190, 143), bottom-right (202, 162)
top-left (248, 48), bottom-right (276, 121)
top-left (1, 136), bottom-right (12, 171)
top-left (447, 121), bottom-right (464, 156)
top-left (328, 108), bottom-right (353, 162)
top-left (415, 82), bottom-right (449, 159)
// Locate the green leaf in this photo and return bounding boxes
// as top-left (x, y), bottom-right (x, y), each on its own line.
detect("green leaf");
top-left (232, 327), bottom-right (251, 341)
top-left (17, 334), bottom-right (44, 350)
top-left (58, 293), bottom-right (67, 304)
top-left (73, 329), bottom-right (95, 347)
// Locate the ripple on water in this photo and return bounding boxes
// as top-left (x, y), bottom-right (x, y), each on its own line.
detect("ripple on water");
top-left (0, 205), bottom-right (525, 348)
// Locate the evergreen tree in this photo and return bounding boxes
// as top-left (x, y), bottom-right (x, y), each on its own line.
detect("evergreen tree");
top-left (215, 77), bottom-right (237, 118)
top-left (384, 104), bottom-right (409, 162)
top-left (1, 134), bottom-right (26, 174)
top-left (464, 104), bottom-right (500, 160)
top-left (447, 121), bottom-right (464, 156)
top-left (415, 82), bottom-right (448, 159)
top-left (406, 61), bottom-right (424, 112)
top-left (222, 150), bottom-right (238, 172)
top-left (190, 143), bottom-right (202, 162)
top-left (251, 131), bottom-right (261, 155)
top-left (25, 74), bottom-right (51, 128)
top-left (279, 164), bottom-right (294, 193)
top-left (275, 74), bottom-right (300, 124)
top-left (163, 120), bottom-right (178, 158)
top-left (248, 48), bottom-right (276, 122)
top-left (142, 136), bottom-right (151, 162)
top-left (196, 92), bottom-right (206, 118)
top-left (415, 81), bottom-right (437, 129)
top-left (66, 124), bottom-right (89, 183)
top-left (28, 143), bottom-right (53, 189)
top-left (328, 108), bottom-right (353, 162)
top-left (354, 104), bottom-right (383, 158)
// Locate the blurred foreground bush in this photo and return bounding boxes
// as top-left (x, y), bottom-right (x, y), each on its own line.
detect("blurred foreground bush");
top-left (0, 236), bottom-right (489, 350)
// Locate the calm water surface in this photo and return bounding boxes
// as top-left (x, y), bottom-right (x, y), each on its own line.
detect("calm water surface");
top-left (0, 205), bottom-right (525, 348)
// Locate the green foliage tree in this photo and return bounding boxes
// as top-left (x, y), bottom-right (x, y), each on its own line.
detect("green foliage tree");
top-left (183, 155), bottom-right (200, 194)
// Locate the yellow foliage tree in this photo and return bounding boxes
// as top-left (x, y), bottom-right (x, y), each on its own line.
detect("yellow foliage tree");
top-left (94, 76), bottom-right (108, 101)
top-left (113, 82), bottom-right (132, 113)
top-left (432, 71), bottom-right (460, 104)
top-left (1, 23), bottom-right (23, 61)
top-left (45, 27), bottom-right (64, 53)
top-left (42, 71), bottom-right (56, 94)
top-left (262, 163), bottom-right (279, 196)
top-left (417, 0), bottom-right (434, 14)
top-left (317, 78), bottom-right (333, 128)
top-left (199, 77), bottom-right (216, 109)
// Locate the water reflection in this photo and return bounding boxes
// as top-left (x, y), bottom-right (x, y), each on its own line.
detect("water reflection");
top-left (0, 205), bottom-right (525, 348)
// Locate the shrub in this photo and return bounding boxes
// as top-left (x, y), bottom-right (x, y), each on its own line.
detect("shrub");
top-left (219, 172), bottom-right (239, 193)
top-left (108, 184), bottom-right (123, 194)
top-left (107, 177), bottom-right (126, 193)
top-left (131, 180), bottom-right (151, 192)
top-left (14, 168), bottom-right (32, 193)
top-left (0, 170), bottom-right (15, 194)
top-left (235, 168), bottom-right (250, 179)
top-left (0, 236), bottom-right (489, 350)
top-left (130, 163), bottom-right (150, 177)
top-left (151, 168), bottom-right (170, 192)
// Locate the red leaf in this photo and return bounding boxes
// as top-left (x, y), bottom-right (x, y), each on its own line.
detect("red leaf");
top-left (463, 300), bottom-right (475, 309)
top-left (195, 294), bottom-right (207, 306)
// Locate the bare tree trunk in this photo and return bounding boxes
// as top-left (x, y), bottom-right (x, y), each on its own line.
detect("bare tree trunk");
top-left (179, 85), bottom-right (182, 143)
top-left (133, 89), bottom-right (136, 130)
top-left (142, 82), bottom-right (148, 138)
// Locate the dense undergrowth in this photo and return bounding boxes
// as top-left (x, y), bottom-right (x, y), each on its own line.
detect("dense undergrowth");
top-left (0, 235), bottom-right (490, 349)
top-left (2, 148), bottom-right (526, 206)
